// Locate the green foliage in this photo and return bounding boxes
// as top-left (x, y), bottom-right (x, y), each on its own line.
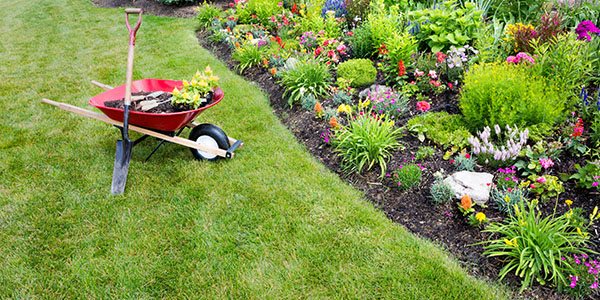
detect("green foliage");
top-left (415, 146), bottom-right (435, 160)
top-left (367, 87), bottom-right (409, 120)
top-left (380, 32), bottom-right (418, 84)
top-left (245, 0), bottom-right (282, 26)
top-left (349, 25), bottom-right (373, 58)
top-left (332, 112), bottom-right (404, 176)
top-left (429, 171), bottom-right (454, 204)
top-left (531, 32), bottom-right (596, 97)
top-left (460, 63), bottom-right (567, 136)
top-left (345, 0), bottom-right (371, 28)
top-left (405, 112), bottom-right (472, 149)
top-left (490, 186), bottom-right (528, 217)
top-left (481, 200), bottom-right (591, 292)
top-left (278, 59), bottom-right (332, 106)
top-left (564, 161), bottom-right (600, 190)
top-left (152, 0), bottom-right (195, 4)
top-left (408, 0), bottom-right (483, 53)
top-left (332, 90), bottom-right (354, 105)
top-left (489, 0), bottom-right (547, 22)
top-left (364, 1), bottom-right (405, 54)
top-left (337, 59), bottom-right (377, 87)
top-left (301, 93), bottom-right (318, 110)
top-left (525, 175), bottom-right (565, 202)
top-left (392, 163), bottom-right (423, 190)
top-left (232, 43), bottom-right (266, 74)
top-left (452, 152), bottom-right (476, 171)
top-left (196, 2), bottom-right (222, 29)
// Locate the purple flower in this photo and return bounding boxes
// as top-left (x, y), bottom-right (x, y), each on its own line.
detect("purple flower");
top-left (575, 21), bottom-right (600, 41)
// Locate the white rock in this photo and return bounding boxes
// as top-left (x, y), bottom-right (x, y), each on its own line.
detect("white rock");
top-left (443, 171), bottom-right (494, 205)
top-left (358, 84), bottom-right (389, 99)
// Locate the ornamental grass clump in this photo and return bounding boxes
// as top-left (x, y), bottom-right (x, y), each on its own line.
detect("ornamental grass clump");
top-left (278, 58), bottom-right (332, 106)
top-left (490, 185), bottom-right (528, 217)
top-left (468, 124), bottom-right (529, 168)
top-left (430, 170), bottom-right (454, 204)
top-left (332, 111), bottom-right (404, 177)
top-left (392, 160), bottom-right (424, 191)
top-left (460, 63), bottom-right (566, 137)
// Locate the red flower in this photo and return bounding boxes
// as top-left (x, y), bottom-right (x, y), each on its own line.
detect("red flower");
top-left (347, 31), bottom-right (354, 36)
top-left (416, 101), bottom-right (431, 112)
top-left (398, 60), bottom-right (406, 77)
top-left (430, 80), bottom-right (441, 87)
top-left (436, 52), bottom-right (448, 63)
top-left (448, 83), bottom-right (453, 89)
top-left (276, 36), bottom-right (285, 49)
top-left (465, 153), bottom-right (471, 158)
top-left (291, 3), bottom-right (298, 13)
top-left (314, 47), bottom-right (323, 56)
top-left (378, 43), bottom-right (389, 55)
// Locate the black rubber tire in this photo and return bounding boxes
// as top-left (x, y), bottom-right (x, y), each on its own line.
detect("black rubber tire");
top-left (189, 123), bottom-right (230, 161)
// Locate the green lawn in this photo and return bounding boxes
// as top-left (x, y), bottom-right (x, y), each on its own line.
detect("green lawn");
top-left (0, 0), bottom-right (511, 298)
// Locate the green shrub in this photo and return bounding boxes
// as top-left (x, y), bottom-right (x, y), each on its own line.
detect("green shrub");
top-left (152, 0), bottom-right (194, 5)
top-left (408, 0), bottom-right (483, 53)
top-left (332, 112), bottom-right (404, 176)
top-left (364, 0), bottom-right (405, 54)
top-left (337, 59), bottom-right (376, 87)
top-left (232, 44), bottom-right (266, 74)
top-left (245, 0), bottom-right (281, 27)
top-left (349, 25), bottom-right (373, 59)
top-left (278, 59), bottom-right (332, 106)
top-left (301, 94), bottom-right (318, 111)
top-left (196, 2), bottom-right (222, 29)
top-left (459, 63), bottom-right (567, 136)
top-left (481, 200), bottom-right (592, 292)
top-left (405, 112), bottom-right (472, 149)
top-left (415, 146), bottom-right (435, 160)
top-left (392, 162), bottom-right (423, 190)
top-left (380, 32), bottom-right (418, 84)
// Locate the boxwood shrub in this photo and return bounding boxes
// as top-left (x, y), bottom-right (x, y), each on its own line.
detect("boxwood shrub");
top-left (336, 58), bottom-right (376, 87)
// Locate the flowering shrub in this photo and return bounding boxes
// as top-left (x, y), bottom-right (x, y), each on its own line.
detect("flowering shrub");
top-left (460, 63), bottom-right (566, 137)
top-left (365, 87), bottom-right (408, 120)
top-left (378, 32), bottom-right (418, 84)
top-left (503, 22), bottom-right (536, 54)
top-left (392, 160), bottom-right (424, 191)
top-left (468, 124), bottom-right (529, 168)
top-left (495, 166), bottom-right (519, 191)
top-left (336, 58), bottom-right (376, 87)
top-left (513, 141), bottom-right (562, 177)
top-left (503, 14), bottom-right (565, 55)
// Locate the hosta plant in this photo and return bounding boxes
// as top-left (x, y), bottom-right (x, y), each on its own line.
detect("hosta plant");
top-left (332, 110), bottom-right (404, 177)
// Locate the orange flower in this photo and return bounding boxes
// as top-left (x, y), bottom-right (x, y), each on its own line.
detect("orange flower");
top-left (270, 36), bottom-right (276, 42)
top-left (263, 58), bottom-right (269, 67)
top-left (235, 42), bottom-right (240, 48)
top-left (269, 67), bottom-right (277, 75)
top-left (314, 101), bottom-right (323, 113)
top-left (329, 116), bottom-right (339, 128)
top-left (226, 26), bottom-right (231, 32)
top-left (461, 195), bottom-right (472, 210)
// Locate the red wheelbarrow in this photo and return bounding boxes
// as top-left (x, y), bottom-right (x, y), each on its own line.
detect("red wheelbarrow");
top-left (42, 8), bottom-right (242, 194)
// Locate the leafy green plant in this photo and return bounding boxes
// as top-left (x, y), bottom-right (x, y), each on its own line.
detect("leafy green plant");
top-left (408, 0), bottom-right (483, 53)
top-left (301, 93), bottom-right (318, 111)
top-left (480, 200), bottom-right (592, 292)
top-left (196, 2), bottom-right (222, 29)
top-left (332, 111), bottom-right (404, 176)
top-left (366, 87), bottom-right (409, 120)
top-left (171, 66), bottom-right (219, 109)
top-left (490, 186), bottom-right (528, 217)
top-left (232, 43), bottom-right (266, 74)
top-left (405, 112), bottom-right (472, 149)
top-left (392, 162), bottom-right (423, 190)
top-left (364, 0), bottom-right (404, 54)
top-left (278, 59), bottom-right (332, 106)
top-left (379, 32), bottom-right (418, 84)
top-left (337, 59), bottom-right (376, 87)
top-left (563, 161), bottom-right (600, 190)
top-left (531, 32), bottom-right (596, 96)
top-left (415, 146), bottom-right (435, 160)
top-left (451, 151), bottom-right (475, 171)
top-left (513, 141), bottom-right (562, 177)
top-left (429, 170), bottom-right (454, 204)
top-left (524, 175), bottom-right (565, 202)
top-left (460, 63), bottom-right (567, 136)
top-left (349, 24), bottom-right (373, 59)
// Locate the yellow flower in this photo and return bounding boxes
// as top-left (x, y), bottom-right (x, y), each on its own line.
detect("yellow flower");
top-left (205, 65), bottom-right (213, 75)
top-left (504, 195), bottom-right (511, 203)
top-left (337, 104), bottom-right (351, 113)
top-left (577, 227), bottom-right (586, 237)
top-left (565, 200), bottom-right (573, 206)
top-left (182, 92), bottom-right (190, 100)
top-left (208, 75), bottom-right (219, 83)
top-left (504, 238), bottom-right (517, 247)
top-left (172, 88), bottom-right (180, 96)
top-left (191, 80), bottom-right (198, 87)
top-left (475, 212), bottom-right (486, 222)
top-left (183, 80), bottom-right (189, 88)
top-left (193, 94), bottom-right (200, 102)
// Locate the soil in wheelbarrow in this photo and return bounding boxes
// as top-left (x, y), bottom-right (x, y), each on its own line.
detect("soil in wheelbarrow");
top-left (104, 91), bottom-right (213, 113)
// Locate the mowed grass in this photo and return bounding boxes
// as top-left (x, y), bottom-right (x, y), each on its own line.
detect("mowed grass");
top-left (0, 0), bottom-right (511, 298)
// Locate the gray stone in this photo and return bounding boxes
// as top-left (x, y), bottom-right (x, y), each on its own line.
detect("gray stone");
top-left (358, 84), bottom-right (389, 99)
top-left (443, 171), bottom-right (494, 205)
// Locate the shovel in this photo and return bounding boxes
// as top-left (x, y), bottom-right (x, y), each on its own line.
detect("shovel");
top-left (111, 8), bottom-right (143, 194)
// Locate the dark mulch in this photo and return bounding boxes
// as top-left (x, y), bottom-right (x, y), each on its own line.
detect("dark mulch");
top-left (103, 91), bottom-right (210, 113)
top-left (90, 1), bottom-right (600, 299)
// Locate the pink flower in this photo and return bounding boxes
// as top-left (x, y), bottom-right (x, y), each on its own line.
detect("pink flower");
top-left (429, 80), bottom-right (441, 87)
top-left (277, 2), bottom-right (283, 6)
top-left (416, 101), bottom-right (431, 112)
top-left (314, 47), bottom-right (323, 56)
top-left (593, 182), bottom-right (599, 187)
top-left (336, 44), bottom-right (346, 53)
top-left (428, 70), bottom-right (437, 79)
top-left (347, 31), bottom-right (354, 36)
top-left (465, 154), bottom-right (471, 158)
top-left (530, 184), bottom-right (536, 189)
top-left (448, 83), bottom-right (453, 89)
top-left (506, 56), bottom-right (516, 63)
top-left (327, 50), bottom-right (334, 57)
top-left (409, 81), bottom-right (416, 85)
top-left (415, 69), bottom-right (424, 77)
top-left (536, 176), bottom-right (547, 184)
top-left (539, 158), bottom-right (554, 169)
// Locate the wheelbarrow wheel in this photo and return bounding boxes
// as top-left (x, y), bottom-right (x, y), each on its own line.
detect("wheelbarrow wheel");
top-left (189, 123), bottom-right (230, 161)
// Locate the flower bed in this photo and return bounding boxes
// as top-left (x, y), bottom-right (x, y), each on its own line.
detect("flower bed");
top-left (192, 0), bottom-right (600, 298)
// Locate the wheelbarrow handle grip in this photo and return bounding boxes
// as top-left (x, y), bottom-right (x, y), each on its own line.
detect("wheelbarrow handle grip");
top-left (125, 8), bottom-right (143, 46)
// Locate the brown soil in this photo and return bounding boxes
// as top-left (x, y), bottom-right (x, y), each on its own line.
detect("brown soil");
top-left (90, 1), bottom-right (600, 299)
top-left (104, 91), bottom-right (212, 113)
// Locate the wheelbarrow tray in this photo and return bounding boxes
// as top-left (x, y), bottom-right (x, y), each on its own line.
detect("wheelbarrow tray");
top-left (89, 78), bottom-right (224, 132)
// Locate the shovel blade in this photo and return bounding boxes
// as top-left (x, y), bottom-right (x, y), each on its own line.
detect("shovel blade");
top-left (111, 140), bottom-right (133, 194)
